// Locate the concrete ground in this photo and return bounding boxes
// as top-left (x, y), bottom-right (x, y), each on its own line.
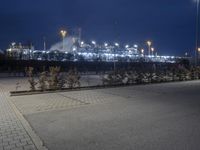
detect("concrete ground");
top-left (10, 80), bottom-right (200, 150)
top-left (1, 77), bottom-right (200, 150)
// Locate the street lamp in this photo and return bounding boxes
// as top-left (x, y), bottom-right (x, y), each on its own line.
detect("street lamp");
top-left (125, 45), bottom-right (129, 49)
top-left (147, 41), bottom-right (152, 56)
top-left (195, 0), bottom-right (200, 66)
top-left (198, 47), bottom-right (200, 63)
top-left (11, 42), bottom-right (16, 48)
top-left (80, 41), bottom-right (84, 48)
top-left (92, 41), bottom-right (96, 45)
top-left (115, 43), bottom-right (119, 47)
top-left (104, 43), bottom-right (108, 47)
top-left (151, 47), bottom-right (155, 56)
top-left (60, 30), bottom-right (67, 50)
top-left (73, 47), bottom-right (77, 51)
top-left (141, 49), bottom-right (144, 56)
top-left (113, 43), bottom-right (119, 71)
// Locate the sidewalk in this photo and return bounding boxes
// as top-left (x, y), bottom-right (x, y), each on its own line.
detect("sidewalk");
top-left (0, 84), bottom-right (46, 150)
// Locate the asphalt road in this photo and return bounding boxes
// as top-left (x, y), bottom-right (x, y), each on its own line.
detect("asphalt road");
top-left (25, 81), bottom-right (200, 150)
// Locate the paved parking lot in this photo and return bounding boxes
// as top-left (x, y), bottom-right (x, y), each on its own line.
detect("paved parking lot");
top-left (1, 78), bottom-right (200, 150)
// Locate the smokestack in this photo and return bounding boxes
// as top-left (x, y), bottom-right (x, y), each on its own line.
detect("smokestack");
top-left (43, 37), bottom-right (46, 51)
top-left (78, 28), bottom-right (82, 43)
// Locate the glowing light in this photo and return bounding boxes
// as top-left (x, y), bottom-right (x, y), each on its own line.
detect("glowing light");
top-left (60, 30), bottom-right (67, 50)
top-left (134, 44), bottom-right (138, 48)
top-left (147, 41), bottom-right (152, 46)
top-left (141, 49), bottom-right (144, 54)
top-left (104, 43), bottom-right (108, 47)
top-left (151, 47), bottom-right (155, 52)
top-left (147, 41), bottom-right (152, 56)
top-left (92, 41), bottom-right (96, 45)
top-left (7, 48), bottom-right (12, 52)
top-left (11, 42), bottom-right (16, 47)
top-left (73, 47), bottom-right (77, 51)
top-left (115, 43), bottom-right (119, 47)
top-left (198, 48), bottom-right (200, 52)
top-left (60, 30), bottom-right (67, 38)
top-left (125, 45), bottom-right (129, 48)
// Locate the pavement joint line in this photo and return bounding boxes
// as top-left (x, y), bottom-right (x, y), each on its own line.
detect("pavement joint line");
top-left (100, 90), bottom-right (132, 99)
top-left (7, 93), bottom-right (48, 150)
top-left (57, 93), bottom-right (90, 105)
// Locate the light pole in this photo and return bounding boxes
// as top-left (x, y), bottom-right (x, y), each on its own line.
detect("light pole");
top-left (43, 37), bottom-right (46, 51)
top-left (147, 41), bottom-right (152, 56)
top-left (60, 30), bottom-right (67, 50)
top-left (114, 43), bottom-right (119, 71)
top-left (91, 41), bottom-right (98, 58)
top-left (114, 43), bottom-right (119, 58)
top-left (195, 0), bottom-right (200, 66)
top-left (198, 47), bottom-right (200, 59)
top-left (141, 49), bottom-right (144, 56)
top-left (151, 47), bottom-right (155, 56)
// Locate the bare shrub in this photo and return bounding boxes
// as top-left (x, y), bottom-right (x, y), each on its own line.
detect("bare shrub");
top-left (66, 68), bottom-right (81, 88)
top-left (25, 67), bottom-right (37, 91)
top-left (38, 71), bottom-right (48, 91)
top-left (48, 67), bottom-right (61, 90)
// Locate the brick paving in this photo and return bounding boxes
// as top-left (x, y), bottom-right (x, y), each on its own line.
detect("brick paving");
top-left (0, 83), bottom-right (46, 150)
top-left (10, 93), bottom-right (85, 115)
top-left (10, 90), bottom-right (120, 115)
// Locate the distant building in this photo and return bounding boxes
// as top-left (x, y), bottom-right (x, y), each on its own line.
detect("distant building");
top-left (6, 42), bottom-right (34, 60)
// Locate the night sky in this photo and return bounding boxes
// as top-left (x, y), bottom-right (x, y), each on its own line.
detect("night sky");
top-left (0, 0), bottom-right (198, 55)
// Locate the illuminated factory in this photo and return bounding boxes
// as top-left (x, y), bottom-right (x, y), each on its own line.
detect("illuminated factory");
top-left (6, 29), bottom-right (184, 63)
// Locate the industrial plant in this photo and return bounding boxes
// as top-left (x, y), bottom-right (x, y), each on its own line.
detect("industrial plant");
top-left (5, 29), bottom-right (187, 63)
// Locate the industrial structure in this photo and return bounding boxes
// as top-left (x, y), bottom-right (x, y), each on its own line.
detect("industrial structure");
top-left (6, 29), bottom-right (187, 63)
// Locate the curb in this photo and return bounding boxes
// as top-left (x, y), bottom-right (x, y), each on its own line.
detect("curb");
top-left (10, 84), bottom-right (130, 96)
top-left (7, 96), bottom-right (48, 150)
top-left (10, 79), bottom-right (199, 97)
